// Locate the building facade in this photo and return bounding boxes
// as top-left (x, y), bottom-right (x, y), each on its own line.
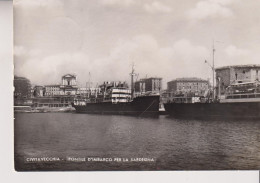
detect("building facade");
top-left (134, 77), bottom-right (162, 94)
top-left (77, 87), bottom-right (101, 97)
top-left (77, 87), bottom-right (87, 96)
top-left (44, 85), bottom-right (61, 96)
top-left (31, 96), bottom-right (74, 108)
top-left (167, 77), bottom-right (209, 97)
top-left (60, 74), bottom-right (78, 95)
top-left (31, 74), bottom-right (78, 107)
top-left (215, 64), bottom-right (260, 95)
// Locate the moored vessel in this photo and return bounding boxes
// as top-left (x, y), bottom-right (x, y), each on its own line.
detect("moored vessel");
top-left (72, 93), bottom-right (160, 116)
top-left (164, 65), bottom-right (260, 119)
top-left (164, 95), bottom-right (260, 119)
top-left (72, 66), bottom-right (160, 117)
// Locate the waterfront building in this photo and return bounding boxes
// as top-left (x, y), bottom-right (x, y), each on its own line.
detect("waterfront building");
top-left (216, 64), bottom-right (260, 95)
top-left (134, 77), bottom-right (162, 94)
top-left (77, 87), bottom-right (101, 97)
top-left (60, 74), bottom-right (78, 95)
top-left (30, 74), bottom-right (78, 108)
top-left (167, 77), bottom-right (209, 97)
top-left (44, 85), bottom-right (61, 96)
top-left (41, 74), bottom-right (79, 96)
top-left (77, 87), bottom-right (87, 95)
top-left (31, 95), bottom-right (74, 108)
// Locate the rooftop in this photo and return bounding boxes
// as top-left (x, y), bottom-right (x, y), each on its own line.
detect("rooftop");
top-left (216, 64), bottom-right (260, 70)
top-left (137, 77), bottom-right (162, 82)
top-left (62, 74), bottom-right (76, 78)
top-left (168, 77), bottom-right (208, 82)
top-left (45, 85), bottom-right (61, 87)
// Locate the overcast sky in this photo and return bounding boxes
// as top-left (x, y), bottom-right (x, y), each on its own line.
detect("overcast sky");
top-left (14, 0), bottom-right (260, 88)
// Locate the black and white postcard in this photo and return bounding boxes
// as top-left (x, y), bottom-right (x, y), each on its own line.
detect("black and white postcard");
top-left (13, 0), bottom-right (260, 171)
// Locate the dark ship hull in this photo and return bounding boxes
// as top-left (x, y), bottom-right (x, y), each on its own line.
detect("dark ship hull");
top-left (164, 102), bottom-right (260, 119)
top-left (72, 95), bottom-right (160, 117)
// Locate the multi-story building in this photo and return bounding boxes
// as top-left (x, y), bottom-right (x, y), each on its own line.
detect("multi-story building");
top-left (134, 80), bottom-right (146, 93)
top-left (44, 85), bottom-right (61, 96)
top-left (167, 77), bottom-right (209, 97)
top-left (134, 77), bottom-right (162, 94)
top-left (31, 74), bottom-right (78, 108)
top-left (215, 64), bottom-right (260, 95)
top-left (77, 87), bottom-right (87, 95)
top-left (60, 74), bottom-right (78, 95)
top-left (76, 87), bottom-right (101, 97)
top-left (43, 74), bottom-right (78, 96)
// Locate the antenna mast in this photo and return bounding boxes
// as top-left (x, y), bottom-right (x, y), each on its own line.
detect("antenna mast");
top-left (212, 40), bottom-right (215, 100)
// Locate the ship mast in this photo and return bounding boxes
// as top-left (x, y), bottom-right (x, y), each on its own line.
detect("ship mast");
top-left (130, 63), bottom-right (136, 98)
top-left (205, 40), bottom-right (216, 101)
top-left (212, 41), bottom-right (215, 100)
top-left (87, 72), bottom-right (91, 98)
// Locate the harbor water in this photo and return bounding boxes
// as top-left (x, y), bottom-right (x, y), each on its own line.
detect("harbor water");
top-left (14, 113), bottom-right (260, 171)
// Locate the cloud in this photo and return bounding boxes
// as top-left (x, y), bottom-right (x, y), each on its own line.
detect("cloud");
top-left (100, 0), bottom-right (135, 7)
top-left (210, 0), bottom-right (234, 5)
top-left (209, 45), bottom-right (255, 66)
top-left (14, 46), bottom-right (41, 57)
top-left (159, 39), bottom-right (210, 79)
top-left (14, 47), bottom-right (92, 86)
top-left (225, 45), bottom-right (250, 57)
top-left (188, 0), bottom-right (234, 20)
top-left (14, 36), bottom-right (211, 88)
top-left (144, 1), bottom-right (172, 13)
top-left (101, 36), bottom-right (210, 85)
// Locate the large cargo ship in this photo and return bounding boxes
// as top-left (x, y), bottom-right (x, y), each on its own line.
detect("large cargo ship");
top-left (72, 67), bottom-right (160, 117)
top-left (164, 80), bottom-right (260, 119)
top-left (72, 92), bottom-right (159, 116)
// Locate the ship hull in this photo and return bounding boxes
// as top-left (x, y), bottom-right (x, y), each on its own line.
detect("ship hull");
top-left (164, 102), bottom-right (260, 119)
top-left (72, 95), bottom-right (160, 117)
